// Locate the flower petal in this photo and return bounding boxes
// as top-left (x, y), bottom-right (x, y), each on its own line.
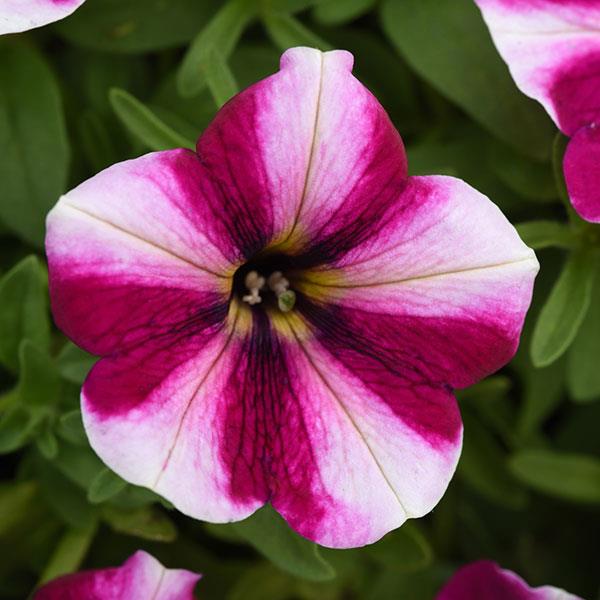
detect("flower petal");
top-left (78, 175), bottom-right (535, 548)
top-left (474, 0), bottom-right (600, 134)
top-left (83, 302), bottom-right (458, 548)
top-left (46, 149), bottom-right (233, 356)
top-left (197, 46), bottom-right (407, 255)
top-left (299, 176), bottom-right (538, 388)
top-left (273, 313), bottom-right (462, 548)
top-left (436, 560), bottom-right (582, 600)
top-left (564, 123), bottom-right (600, 222)
top-left (0, 0), bottom-right (86, 34)
top-left (34, 550), bottom-right (200, 600)
top-left (217, 311), bottom-right (461, 548)
top-left (81, 313), bottom-right (262, 523)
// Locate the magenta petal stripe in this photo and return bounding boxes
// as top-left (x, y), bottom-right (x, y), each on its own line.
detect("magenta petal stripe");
top-left (564, 124), bottom-right (600, 223)
top-left (0, 0), bottom-right (86, 34)
top-left (276, 313), bottom-right (461, 547)
top-left (81, 315), bottom-right (265, 524)
top-left (197, 47), bottom-right (407, 257)
top-left (46, 150), bottom-right (232, 356)
top-left (218, 310), bottom-right (458, 548)
top-left (436, 560), bottom-right (582, 600)
top-left (46, 47), bottom-right (539, 548)
top-left (34, 550), bottom-right (200, 600)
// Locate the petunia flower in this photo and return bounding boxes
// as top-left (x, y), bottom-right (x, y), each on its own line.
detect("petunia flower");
top-left (33, 550), bottom-right (200, 599)
top-left (474, 0), bottom-right (600, 223)
top-left (45, 47), bottom-right (539, 548)
top-left (0, 0), bottom-right (86, 35)
top-left (436, 560), bottom-right (582, 600)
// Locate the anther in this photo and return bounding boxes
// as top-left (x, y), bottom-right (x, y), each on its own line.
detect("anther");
top-left (267, 271), bottom-right (289, 295)
top-left (242, 270), bottom-right (265, 306)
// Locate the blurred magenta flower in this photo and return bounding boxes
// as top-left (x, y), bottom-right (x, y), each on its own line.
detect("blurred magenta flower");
top-left (0, 0), bottom-right (86, 34)
top-left (437, 560), bottom-right (582, 599)
top-left (474, 0), bottom-right (600, 222)
top-left (46, 47), bottom-right (538, 548)
top-left (34, 550), bottom-right (200, 599)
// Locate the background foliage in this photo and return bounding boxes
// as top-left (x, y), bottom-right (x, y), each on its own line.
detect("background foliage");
top-left (0, 0), bottom-right (599, 598)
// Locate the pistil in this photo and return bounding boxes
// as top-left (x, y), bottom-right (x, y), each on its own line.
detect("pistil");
top-left (268, 271), bottom-right (296, 313)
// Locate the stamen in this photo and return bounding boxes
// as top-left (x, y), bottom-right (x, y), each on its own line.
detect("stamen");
top-left (242, 270), bottom-right (265, 306)
top-left (267, 271), bottom-right (289, 295)
top-left (268, 271), bottom-right (296, 312)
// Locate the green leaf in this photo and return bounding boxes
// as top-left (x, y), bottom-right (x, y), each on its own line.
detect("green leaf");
top-left (517, 357), bottom-right (566, 439)
top-left (458, 377), bottom-right (516, 447)
top-left (177, 0), bottom-right (257, 97)
top-left (107, 485), bottom-right (164, 510)
top-left (57, 0), bottom-right (221, 53)
top-left (110, 88), bottom-right (194, 151)
top-left (457, 376), bottom-right (511, 403)
top-left (312, 0), bottom-right (376, 25)
top-left (78, 110), bottom-right (120, 172)
top-left (567, 259), bottom-right (600, 402)
top-left (552, 131), bottom-right (571, 210)
top-left (0, 42), bottom-right (69, 246)
top-left (406, 124), bottom-right (518, 212)
top-left (261, 0), bottom-right (323, 13)
top-left (516, 221), bottom-right (576, 251)
top-left (52, 441), bottom-right (105, 490)
top-left (102, 505), bottom-right (177, 542)
top-left (152, 74), bottom-right (217, 139)
top-left (204, 522), bottom-right (244, 544)
top-left (531, 249), bottom-right (597, 367)
top-left (0, 405), bottom-right (36, 454)
top-left (36, 426), bottom-right (59, 460)
top-left (364, 523), bottom-right (432, 572)
top-left (228, 564), bottom-right (294, 600)
top-left (0, 256), bottom-right (50, 373)
top-left (509, 450), bottom-right (600, 503)
top-left (37, 461), bottom-right (98, 529)
top-left (263, 12), bottom-right (331, 51)
top-left (56, 343), bottom-right (97, 385)
top-left (230, 44), bottom-right (281, 90)
top-left (458, 412), bottom-right (528, 509)
top-left (17, 341), bottom-right (61, 411)
top-left (87, 468), bottom-right (128, 504)
top-left (380, 0), bottom-right (554, 159)
top-left (488, 140), bottom-right (556, 202)
top-left (366, 567), bottom-right (451, 600)
top-left (233, 505), bottom-right (335, 582)
top-left (0, 481), bottom-right (37, 537)
top-left (38, 522), bottom-right (98, 585)
top-left (0, 340), bottom-right (59, 453)
top-left (205, 51), bottom-right (239, 108)
top-left (57, 410), bottom-right (89, 446)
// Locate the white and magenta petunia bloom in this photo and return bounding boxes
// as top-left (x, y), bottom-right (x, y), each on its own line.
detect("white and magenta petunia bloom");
top-left (474, 0), bottom-right (600, 223)
top-left (0, 0), bottom-right (86, 35)
top-left (46, 47), bottom-right (539, 548)
top-left (33, 550), bottom-right (200, 600)
top-left (437, 560), bottom-right (582, 600)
